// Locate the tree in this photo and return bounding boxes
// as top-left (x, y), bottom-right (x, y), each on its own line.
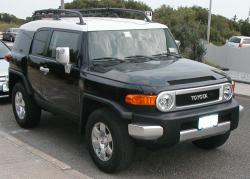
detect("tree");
top-left (239, 20), bottom-right (250, 36)
top-left (232, 14), bottom-right (237, 22)
top-left (65, 0), bottom-right (151, 11)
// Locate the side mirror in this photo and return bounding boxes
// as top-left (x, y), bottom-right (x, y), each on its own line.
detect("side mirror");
top-left (56, 47), bottom-right (71, 74)
top-left (145, 11), bottom-right (153, 21)
top-left (175, 40), bottom-right (181, 48)
top-left (56, 47), bottom-right (70, 65)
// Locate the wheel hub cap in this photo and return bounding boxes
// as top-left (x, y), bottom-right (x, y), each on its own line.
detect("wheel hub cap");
top-left (15, 92), bottom-right (26, 120)
top-left (91, 122), bottom-right (113, 161)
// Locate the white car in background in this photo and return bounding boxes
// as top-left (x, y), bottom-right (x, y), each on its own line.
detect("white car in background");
top-left (226, 36), bottom-right (250, 48)
top-left (0, 40), bottom-right (10, 98)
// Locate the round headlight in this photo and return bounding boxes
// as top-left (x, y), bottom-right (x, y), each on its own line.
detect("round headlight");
top-left (156, 92), bottom-right (175, 112)
top-left (223, 84), bottom-right (233, 101)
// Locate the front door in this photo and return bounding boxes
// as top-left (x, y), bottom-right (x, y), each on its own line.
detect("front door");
top-left (28, 29), bottom-right (50, 97)
top-left (40, 30), bottom-right (82, 119)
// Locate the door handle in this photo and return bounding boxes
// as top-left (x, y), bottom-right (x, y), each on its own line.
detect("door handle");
top-left (40, 66), bottom-right (50, 75)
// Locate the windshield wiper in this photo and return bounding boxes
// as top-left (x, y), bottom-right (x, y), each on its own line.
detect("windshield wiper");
top-left (91, 57), bottom-right (128, 67)
top-left (125, 55), bottom-right (156, 62)
top-left (153, 52), bottom-right (181, 58)
top-left (92, 57), bottom-right (127, 63)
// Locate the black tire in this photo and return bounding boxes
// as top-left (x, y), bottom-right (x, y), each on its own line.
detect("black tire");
top-left (12, 83), bottom-right (41, 129)
top-left (86, 108), bottom-right (135, 173)
top-left (192, 132), bottom-right (230, 150)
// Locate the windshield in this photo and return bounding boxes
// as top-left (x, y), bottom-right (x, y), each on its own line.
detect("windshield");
top-left (0, 42), bottom-right (9, 59)
top-left (88, 28), bottom-right (179, 61)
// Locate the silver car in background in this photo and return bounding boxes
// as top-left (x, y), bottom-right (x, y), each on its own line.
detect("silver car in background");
top-left (2, 28), bottom-right (20, 42)
top-left (226, 36), bottom-right (250, 48)
top-left (0, 40), bottom-right (10, 98)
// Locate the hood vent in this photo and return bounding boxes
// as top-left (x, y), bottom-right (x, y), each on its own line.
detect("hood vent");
top-left (168, 76), bottom-right (216, 85)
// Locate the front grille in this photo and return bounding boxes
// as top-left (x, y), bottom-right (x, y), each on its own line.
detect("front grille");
top-left (176, 89), bottom-right (220, 107)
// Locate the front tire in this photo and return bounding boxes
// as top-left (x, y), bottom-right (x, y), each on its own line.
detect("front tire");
top-left (86, 108), bottom-right (135, 173)
top-left (12, 83), bottom-right (41, 129)
top-left (192, 132), bottom-right (230, 150)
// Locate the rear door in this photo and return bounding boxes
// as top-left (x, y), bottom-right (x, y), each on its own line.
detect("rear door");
top-left (40, 29), bottom-right (82, 118)
top-left (28, 29), bottom-right (50, 97)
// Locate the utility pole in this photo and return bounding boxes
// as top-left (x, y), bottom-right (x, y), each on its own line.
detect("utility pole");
top-left (207, 0), bottom-right (212, 43)
top-left (248, 8), bottom-right (250, 23)
top-left (61, 0), bottom-right (65, 9)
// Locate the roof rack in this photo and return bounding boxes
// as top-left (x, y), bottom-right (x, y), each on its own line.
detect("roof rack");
top-left (74, 8), bottom-right (152, 22)
top-left (32, 8), bottom-right (152, 25)
top-left (32, 9), bottom-right (85, 25)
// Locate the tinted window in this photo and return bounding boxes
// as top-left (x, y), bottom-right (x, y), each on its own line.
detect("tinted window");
top-left (48, 31), bottom-right (80, 64)
top-left (13, 30), bottom-right (34, 55)
top-left (229, 37), bottom-right (241, 43)
top-left (31, 30), bottom-right (49, 56)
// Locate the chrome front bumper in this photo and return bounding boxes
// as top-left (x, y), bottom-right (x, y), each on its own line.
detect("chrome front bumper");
top-left (128, 105), bottom-right (244, 141)
top-left (179, 122), bottom-right (230, 142)
top-left (128, 124), bottom-right (163, 140)
top-left (128, 122), bottom-right (230, 141)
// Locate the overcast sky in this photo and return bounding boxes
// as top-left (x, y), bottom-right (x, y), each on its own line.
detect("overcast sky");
top-left (0, 0), bottom-right (250, 20)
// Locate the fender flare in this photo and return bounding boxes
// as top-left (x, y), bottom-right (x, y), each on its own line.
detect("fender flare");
top-left (9, 69), bottom-right (33, 95)
top-left (79, 93), bottom-right (132, 134)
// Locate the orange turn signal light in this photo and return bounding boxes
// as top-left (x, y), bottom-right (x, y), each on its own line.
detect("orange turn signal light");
top-left (4, 53), bottom-right (13, 62)
top-left (125, 95), bottom-right (157, 106)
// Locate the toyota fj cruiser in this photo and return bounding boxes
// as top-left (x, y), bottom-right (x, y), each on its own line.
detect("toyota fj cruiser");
top-left (8, 8), bottom-right (243, 173)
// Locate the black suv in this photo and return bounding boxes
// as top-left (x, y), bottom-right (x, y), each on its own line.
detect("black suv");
top-left (8, 9), bottom-right (241, 173)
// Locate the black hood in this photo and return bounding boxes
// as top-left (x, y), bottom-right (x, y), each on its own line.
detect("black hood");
top-left (89, 58), bottom-right (228, 87)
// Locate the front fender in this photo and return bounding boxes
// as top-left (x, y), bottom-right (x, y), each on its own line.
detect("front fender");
top-left (79, 93), bottom-right (132, 134)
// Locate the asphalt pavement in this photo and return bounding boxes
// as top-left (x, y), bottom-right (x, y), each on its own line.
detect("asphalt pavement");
top-left (0, 96), bottom-right (249, 179)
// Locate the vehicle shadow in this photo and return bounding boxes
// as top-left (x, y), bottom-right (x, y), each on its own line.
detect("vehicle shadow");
top-left (0, 98), bottom-right (10, 105)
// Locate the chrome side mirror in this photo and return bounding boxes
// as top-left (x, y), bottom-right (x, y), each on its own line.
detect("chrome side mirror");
top-left (175, 40), bottom-right (181, 48)
top-left (56, 47), bottom-right (71, 74)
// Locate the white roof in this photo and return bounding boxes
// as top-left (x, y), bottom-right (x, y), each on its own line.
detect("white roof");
top-left (20, 17), bottom-right (167, 32)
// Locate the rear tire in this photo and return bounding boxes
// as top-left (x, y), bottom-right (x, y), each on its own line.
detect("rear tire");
top-left (192, 132), bottom-right (230, 150)
top-left (86, 108), bottom-right (135, 173)
top-left (12, 83), bottom-right (41, 129)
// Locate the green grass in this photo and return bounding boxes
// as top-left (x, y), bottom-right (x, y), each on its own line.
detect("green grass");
top-left (0, 22), bottom-right (21, 32)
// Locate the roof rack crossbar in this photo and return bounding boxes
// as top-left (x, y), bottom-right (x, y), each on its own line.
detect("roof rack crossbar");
top-left (74, 8), bottom-right (152, 22)
top-left (32, 9), bottom-right (85, 25)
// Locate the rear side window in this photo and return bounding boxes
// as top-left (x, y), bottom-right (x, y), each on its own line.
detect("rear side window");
top-left (243, 39), bottom-right (250, 44)
top-left (229, 37), bottom-right (241, 43)
top-left (47, 31), bottom-right (80, 64)
top-left (12, 30), bottom-right (34, 55)
top-left (31, 30), bottom-right (49, 56)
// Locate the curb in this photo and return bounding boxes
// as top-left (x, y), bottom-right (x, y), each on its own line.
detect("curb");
top-left (0, 131), bottom-right (91, 179)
